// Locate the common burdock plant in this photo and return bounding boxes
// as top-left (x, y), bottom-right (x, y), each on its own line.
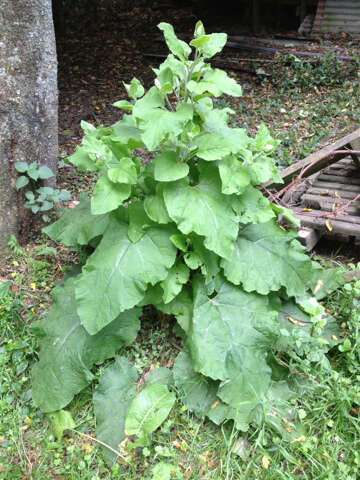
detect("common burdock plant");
top-left (32, 22), bottom-right (341, 463)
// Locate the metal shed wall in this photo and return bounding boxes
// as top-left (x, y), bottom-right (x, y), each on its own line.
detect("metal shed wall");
top-left (313, 0), bottom-right (360, 34)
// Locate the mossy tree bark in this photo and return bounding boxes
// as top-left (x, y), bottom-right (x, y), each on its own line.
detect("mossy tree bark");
top-left (0, 0), bottom-right (58, 255)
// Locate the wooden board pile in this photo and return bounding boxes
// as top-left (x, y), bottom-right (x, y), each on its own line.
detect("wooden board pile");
top-left (264, 128), bottom-right (360, 250)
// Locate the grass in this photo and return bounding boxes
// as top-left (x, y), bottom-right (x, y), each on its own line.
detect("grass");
top-left (1, 257), bottom-right (360, 479)
top-left (1, 55), bottom-right (360, 479)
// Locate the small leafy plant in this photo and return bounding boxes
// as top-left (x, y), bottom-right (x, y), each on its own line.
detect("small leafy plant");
top-left (270, 53), bottom-right (356, 91)
top-left (14, 161), bottom-right (70, 221)
top-left (32, 22), bottom-right (341, 463)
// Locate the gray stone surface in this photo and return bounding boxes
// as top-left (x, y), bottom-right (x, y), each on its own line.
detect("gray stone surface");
top-left (0, 0), bottom-right (58, 254)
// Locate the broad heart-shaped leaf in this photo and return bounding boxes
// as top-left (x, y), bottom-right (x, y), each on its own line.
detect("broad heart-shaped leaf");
top-left (173, 351), bottom-right (218, 417)
top-left (160, 260), bottom-right (190, 304)
top-left (246, 153), bottom-right (283, 186)
top-left (221, 221), bottom-right (313, 297)
top-left (128, 200), bottom-right (153, 242)
top-left (188, 69), bottom-right (242, 97)
top-left (158, 22), bottom-right (191, 61)
top-left (111, 115), bottom-right (143, 150)
top-left (76, 214), bottom-right (177, 334)
top-left (218, 155), bottom-right (251, 195)
top-left (43, 193), bottom-right (109, 246)
top-left (155, 54), bottom-right (187, 83)
top-left (137, 102), bottom-right (193, 151)
top-left (32, 278), bottom-right (141, 412)
top-left (208, 380), bottom-right (296, 435)
top-left (192, 33), bottom-right (227, 59)
top-left (195, 133), bottom-right (233, 161)
top-left (216, 348), bottom-right (272, 431)
top-left (202, 109), bottom-right (250, 155)
top-left (93, 357), bottom-right (138, 465)
top-left (68, 145), bottom-right (98, 171)
top-left (91, 174), bottom-right (131, 215)
top-left (163, 163), bottom-right (238, 259)
top-left (232, 186), bottom-right (275, 224)
top-left (144, 184), bottom-right (171, 224)
top-left (107, 157), bottom-right (137, 185)
top-left (125, 384), bottom-right (176, 446)
top-left (145, 367), bottom-right (174, 387)
top-left (154, 151), bottom-right (189, 181)
top-left (187, 276), bottom-right (278, 380)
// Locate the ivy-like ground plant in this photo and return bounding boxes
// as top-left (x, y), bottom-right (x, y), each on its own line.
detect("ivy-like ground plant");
top-left (32, 22), bottom-right (342, 464)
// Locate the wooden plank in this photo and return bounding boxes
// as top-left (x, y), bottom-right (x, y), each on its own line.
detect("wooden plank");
top-left (293, 210), bottom-right (360, 236)
top-left (293, 207), bottom-right (360, 226)
top-left (301, 194), bottom-right (360, 215)
top-left (311, 180), bottom-right (360, 193)
top-left (265, 129), bottom-right (360, 190)
top-left (307, 187), bottom-right (360, 200)
top-left (317, 173), bottom-right (360, 185)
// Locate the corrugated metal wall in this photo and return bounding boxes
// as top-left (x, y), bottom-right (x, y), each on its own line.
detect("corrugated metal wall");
top-left (314, 0), bottom-right (360, 34)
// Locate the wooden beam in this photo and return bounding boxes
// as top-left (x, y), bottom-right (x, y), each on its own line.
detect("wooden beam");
top-left (293, 207), bottom-right (360, 237)
top-left (265, 128), bottom-right (360, 190)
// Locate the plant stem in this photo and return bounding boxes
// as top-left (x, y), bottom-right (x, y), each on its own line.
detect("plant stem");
top-left (184, 50), bottom-right (200, 102)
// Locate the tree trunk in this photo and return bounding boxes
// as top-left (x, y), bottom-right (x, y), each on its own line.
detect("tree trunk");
top-left (0, 0), bottom-right (58, 255)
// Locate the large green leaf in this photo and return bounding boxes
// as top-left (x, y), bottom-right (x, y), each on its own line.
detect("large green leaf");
top-left (93, 357), bottom-right (138, 465)
top-left (173, 352), bottom-right (218, 417)
top-left (163, 163), bottom-right (238, 259)
top-left (43, 194), bottom-right (109, 246)
top-left (111, 115), bottom-right (143, 149)
top-left (195, 133), bottom-right (232, 161)
top-left (144, 184), bottom-right (171, 224)
top-left (187, 276), bottom-right (278, 380)
top-left (216, 348), bottom-right (272, 431)
top-left (221, 221), bottom-right (313, 296)
top-left (154, 151), bottom-right (189, 182)
top-left (125, 384), bottom-right (176, 446)
top-left (192, 33), bottom-right (227, 59)
top-left (107, 157), bottom-right (138, 184)
top-left (91, 174), bottom-right (131, 215)
top-left (133, 87), bottom-right (193, 151)
top-left (218, 156), bottom-right (251, 195)
top-left (140, 103), bottom-right (193, 151)
top-left (32, 278), bottom-right (141, 412)
top-left (158, 22), bottom-right (191, 61)
top-left (232, 186), bottom-right (275, 224)
top-left (188, 69), bottom-right (242, 97)
top-left (127, 200), bottom-right (153, 242)
top-left (160, 260), bottom-right (190, 304)
top-left (202, 110), bottom-right (250, 155)
top-left (76, 214), bottom-right (177, 334)
top-left (69, 145), bottom-right (98, 171)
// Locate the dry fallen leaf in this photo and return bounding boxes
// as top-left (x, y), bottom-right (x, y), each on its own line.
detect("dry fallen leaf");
top-left (262, 455), bottom-right (270, 470)
top-left (325, 219), bottom-right (333, 232)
